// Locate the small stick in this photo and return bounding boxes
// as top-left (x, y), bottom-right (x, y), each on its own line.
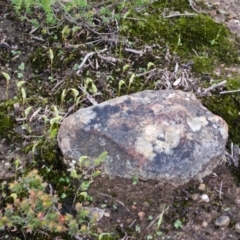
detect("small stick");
top-left (76, 48), bottom-right (108, 74)
top-left (219, 180), bottom-right (223, 199)
top-left (220, 89), bottom-right (240, 94)
top-left (164, 13), bottom-right (197, 18)
top-left (125, 48), bottom-right (143, 55)
top-left (146, 205), bottom-right (169, 230)
top-left (203, 80), bottom-right (227, 94)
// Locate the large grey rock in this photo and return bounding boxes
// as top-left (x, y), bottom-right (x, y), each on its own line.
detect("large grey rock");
top-left (57, 90), bottom-right (228, 186)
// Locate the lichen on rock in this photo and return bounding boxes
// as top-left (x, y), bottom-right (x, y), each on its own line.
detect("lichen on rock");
top-left (58, 90), bottom-right (228, 187)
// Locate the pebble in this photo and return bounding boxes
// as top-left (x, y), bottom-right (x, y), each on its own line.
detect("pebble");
top-left (138, 211), bottom-right (146, 221)
top-left (202, 221), bottom-right (208, 227)
top-left (142, 201), bottom-right (150, 209)
top-left (214, 215), bottom-right (230, 227)
top-left (235, 222), bottom-right (240, 233)
top-left (200, 194), bottom-right (210, 203)
top-left (198, 183), bottom-right (206, 191)
top-left (192, 193), bottom-right (200, 201)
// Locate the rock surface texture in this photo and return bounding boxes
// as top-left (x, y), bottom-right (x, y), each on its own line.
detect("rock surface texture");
top-left (58, 90), bottom-right (228, 187)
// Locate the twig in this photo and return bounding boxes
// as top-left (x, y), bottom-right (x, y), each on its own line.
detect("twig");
top-left (78, 84), bottom-right (98, 105)
top-left (124, 48), bottom-right (143, 55)
top-left (76, 48), bottom-right (108, 74)
top-left (146, 205), bottom-right (169, 230)
top-left (225, 151), bottom-right (238, 167)
top-left (136, 68), bottom-right (156, 77)
top-left (203, 80), bottom-right (227, 94)
top-left (164, 13), bottom-right (197, 18)
top-left (188, 0), bottom-right (200, 13)
top-left (129, 219), bottom-right (136, 228)
top-left (220, 89), bottom-right (240, 94)
top-left (219, 180), bottom-right (223, 199)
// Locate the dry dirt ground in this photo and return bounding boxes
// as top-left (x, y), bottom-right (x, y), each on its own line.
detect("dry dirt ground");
top-left (1, 0), bottom-right (240, 240)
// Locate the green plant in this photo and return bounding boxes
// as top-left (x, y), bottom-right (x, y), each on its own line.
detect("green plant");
top-left (69, 151), bottom-right (108, 204)
top-left (16, 80), bottom-right (27, 104)
top-left (1, 72), bottom-right (10, 100)
top-left (11, 0), bottom-right (151, 28)
top-left (48, 48), bottom-right (54, 81)
top-left (0, 169), bottom-right (101, 237)
top-left (174, 219), bottom-right (183, 229)
top-left (132, 176), bottom-right (139, 185)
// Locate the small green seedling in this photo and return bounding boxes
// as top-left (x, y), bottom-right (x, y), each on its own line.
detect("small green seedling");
top-left (2, 72), bottom-right (10, 99)
top-left (174, 219), bottom-right (183, 229)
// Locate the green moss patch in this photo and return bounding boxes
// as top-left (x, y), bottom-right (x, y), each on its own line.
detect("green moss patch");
top-left (122, 1), bottom-right (239, 73)
top-left (203, 78), bottom-right (240, 144)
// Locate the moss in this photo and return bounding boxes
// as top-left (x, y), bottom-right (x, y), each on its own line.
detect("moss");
top-left (0, 101), bottom-right (16, 139)
top-left (192, 56), bottom-right (213, 73)
top-left (122, 1), bottom-right (239, 74)
top-left (202, 78), bottom-right (240, 143)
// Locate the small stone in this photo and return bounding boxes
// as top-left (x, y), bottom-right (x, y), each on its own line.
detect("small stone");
top-left (235, 222), bottom-right (240, 233)
top-left (202, 221), bottom-right (208, 227)
top-left (235, 199), bottom-right (240, 205)
top-left (132, 205), bottom-right (137, 210)
top-left (212, 2), bottom-right (220, 8)
top-left (214, 215), bottom-right (230, 227)
top-left (142, 201), bottom-right (150, 209)
top-left (192, 193), bottom-right (200, 201)
top-left (104, 212), bottom-right (110, 218)
top-left (198, 183), bottom-right (206, 191)
top-left (200, 194), bottom-right (210, 203)
top-left (138, 211), bottom-right (146, 221)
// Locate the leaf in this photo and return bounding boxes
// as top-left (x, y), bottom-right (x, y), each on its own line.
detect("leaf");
top-left (21, 87), bottom-right (26, 100)
top-left (147, 62), bottom-right (155, 70)
top-left (90, 82), bottom-right (97, 94)
top-left (18, 62), bottom-right (25, 71)
top-left (61, 89), bottom-right (67, 102)
top-left (80, 181), bottom-right (90, 191)
top-left (79, 192), bottom-right (88, 200)
top-left (49, 48), bottom-right (54, 62)
top-left (174, 219), bottom-right (182, 229)
top-left (2, 72), bottom-right (10, 81)
top-left (174, 62), bottom-right (179, 73)
top-left (129, 73), bottom-right (135, 85)
top-left (98, 233), bottom-right (113, 240)
top-left (61, 193), bottom-right (67, 199)
top-left (52, 105), bottom-right (59, 117)
top-left (17, 80), bottom-right (26, 88)
top-left (70, 169), bottom-right (80, 179)
top-left (50, 116), bottom-right (63, 126)
top-left (71, 88), bottom-right (79, 98)
top-left (173, 77), bottom-right (181, 86)
top-left (123, 64), bottom-right (130, 72)
top-left (24, 106), bottom-right (33, 118)
top-left (61, 25), bottom-right (70, 39)
top-left (118, 80), bottom-right (126, 91)
top-left (78, 156), bottom-right (89, 165)
top-left (98, 151), bottom-right (108, 163)
top-left (123, 9), bottom-right (131, 20)
top-left (10, 193), bottom-right (17, 200)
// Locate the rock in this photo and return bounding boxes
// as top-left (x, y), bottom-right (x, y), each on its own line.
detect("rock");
top-left (227, 19), bottom-right (240, 37)
top-left (138, 211), bottom-right (145, 221)
top-left (200, 194), bottom-right (210, 203)
top-left (58, 90), bottom-right (228, 187)
top-left (214, 215), bottom-right (230, 227)
top-left (235, 222), bottom-right (240, 233)
top-left (202, 221), bottom-right (208, 227)
top-left (198, 183), bottom-right (206, 191)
